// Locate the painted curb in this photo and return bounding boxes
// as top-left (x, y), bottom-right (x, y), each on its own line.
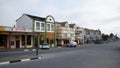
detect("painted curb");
top-left (0, 56), bottom-right (42, 65)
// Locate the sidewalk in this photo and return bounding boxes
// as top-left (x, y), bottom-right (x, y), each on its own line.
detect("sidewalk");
top-left (0, 54), bottom-right (41, 62)
top-left (0, 48), bottom-right (42, 64)
top-left (0, 48), bottom-right (37, 52)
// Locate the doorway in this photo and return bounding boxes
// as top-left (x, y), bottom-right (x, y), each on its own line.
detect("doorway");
top-left (16, 40), bottom-right (20, 48)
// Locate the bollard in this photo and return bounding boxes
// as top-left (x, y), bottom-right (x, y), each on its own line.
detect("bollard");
top-left (36, 48), bottom-right (38, 56)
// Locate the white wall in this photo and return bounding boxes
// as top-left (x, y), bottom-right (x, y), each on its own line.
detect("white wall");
top-left (16, 14), bottom-right (33, 30)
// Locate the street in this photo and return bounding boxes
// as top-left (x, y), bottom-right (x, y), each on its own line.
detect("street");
top-left (0, 40), bottom-right (120, 68)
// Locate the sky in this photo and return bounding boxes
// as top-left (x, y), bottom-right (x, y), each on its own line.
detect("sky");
top-left (0, 0), bottom-right (120, 36)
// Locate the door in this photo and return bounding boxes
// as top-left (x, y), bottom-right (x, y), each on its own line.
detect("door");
top-left (16, 40), bottom-right (20, 48)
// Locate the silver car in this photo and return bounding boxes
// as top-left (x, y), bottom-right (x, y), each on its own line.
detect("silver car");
top-left (66, 41), bottom-right (77, 47)
top-left (40, 43), bottom-right (50, 49)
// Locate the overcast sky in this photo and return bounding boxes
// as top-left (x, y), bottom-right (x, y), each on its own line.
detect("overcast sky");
top-left (0, 0), bottom-right (120, 36)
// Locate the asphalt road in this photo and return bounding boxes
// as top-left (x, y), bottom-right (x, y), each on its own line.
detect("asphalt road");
top-left (0, 40), bottom-right (120, 68)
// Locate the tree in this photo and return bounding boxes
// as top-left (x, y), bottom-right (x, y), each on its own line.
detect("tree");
top-left (102, 33), bottom-right (109, 41)
top-left (109, 33), bottom-right (114, 39)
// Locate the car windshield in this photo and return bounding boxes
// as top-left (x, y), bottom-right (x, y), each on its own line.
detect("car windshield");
top-left (42, 43), bottom-right (48, 46)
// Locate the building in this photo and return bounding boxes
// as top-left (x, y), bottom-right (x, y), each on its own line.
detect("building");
top-left (84, 28), bottom-right (102, 44)
top-left (16, 14), bottom-right (56, 47)
top-left (56, 22), bottom-right (76, 46)
top-left (75, 27), bottom-right (85, 44)
top-left (0, 26), bottom-right (36, 49)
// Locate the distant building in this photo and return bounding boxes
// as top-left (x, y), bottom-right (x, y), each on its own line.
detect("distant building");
top-left (56, 22), bottom-right (76, 46)
top-left (84, 28), bottom-right (102, 44)
top-left (75, 27), bottom-right (85, 44)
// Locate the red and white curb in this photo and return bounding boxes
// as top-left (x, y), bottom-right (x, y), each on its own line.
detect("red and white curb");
top-left (0, 56), bottom-right (42, 65)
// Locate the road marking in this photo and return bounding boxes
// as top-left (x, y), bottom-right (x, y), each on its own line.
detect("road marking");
top-left (0, 61), bottom-right (9, 65)
top-left (24, 49), bottom-right (29, 51)
top-left (39, 57), bottom-right (42, 59)
top-left (0, 56), bottom-right (42, 65)
top-left (21, 59), bottom-right (30, 61)
top-left (58, 47), bottom-right (62, 48)
top-left (32, 49), bottom-right (36, 51)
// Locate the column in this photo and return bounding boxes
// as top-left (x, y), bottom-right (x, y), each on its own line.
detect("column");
top-left (25, 33), bottom-right (27, 48)
top-left (37, 33), bottom-right (40, 48)
top-left (9, 32), bottom-right (11, 48)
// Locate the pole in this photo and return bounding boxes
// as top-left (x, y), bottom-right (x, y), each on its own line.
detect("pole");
top-left (54, 20), bottom-right (56, 47)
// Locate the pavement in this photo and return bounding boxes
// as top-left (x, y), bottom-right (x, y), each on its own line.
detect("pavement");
top-left (0, 48), bottom-right (37, 52)
top-left (0, 48), bottom-right (43, 64)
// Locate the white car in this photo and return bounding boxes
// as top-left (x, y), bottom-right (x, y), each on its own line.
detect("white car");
top-left (66, 41), bottom-right (77, 47)
top-left (40, 43), bottom-right (50, 49)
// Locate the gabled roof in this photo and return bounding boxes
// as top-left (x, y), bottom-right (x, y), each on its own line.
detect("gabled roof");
top-left (69, 24), bottom-right (76, 28)
top-left (25, 14), bottom-right (45, 21)
top-left (56, 21), bottom-right (68, 26)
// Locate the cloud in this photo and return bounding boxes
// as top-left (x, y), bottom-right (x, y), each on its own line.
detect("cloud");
top-left (0, 0), bottom-right (120, 36)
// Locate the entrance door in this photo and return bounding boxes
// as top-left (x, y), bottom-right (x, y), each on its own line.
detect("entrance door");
top-left (16, 40), bottom-right (20, 48)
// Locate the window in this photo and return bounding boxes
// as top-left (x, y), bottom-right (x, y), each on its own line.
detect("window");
top-left (27, 35), bottom-right (31, 45)
top-left (86, 32), bottom-right (90, 35)
top-left (71, 34), bottom-right (74, 37)
top-left (63, 33), bottom-right (67, 37)
top-left (22, 35), bottom-right (25, 46)
top-left (41, 23), bottom-right (45, 31)
top-left (51, 24), bottom-right (54, 31)
top-left (0, 35), bottom-right (7, 47)
top-left (93, 32), bottom-right (96, 35)
top-left (47, 24), bottom-right (50, 31)
top-left (36, 22), bottom-right (40, 30)
top-left (11, 41), bottom-right (14, 46)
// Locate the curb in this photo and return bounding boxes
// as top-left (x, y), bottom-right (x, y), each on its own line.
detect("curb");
top-left (0, 56), bottom-right (42, 65)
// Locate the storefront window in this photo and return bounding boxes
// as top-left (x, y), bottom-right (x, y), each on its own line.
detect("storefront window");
top-left (22, 35), bottom-right (25, 46)
top-left (0, 34), bottom-right (7, 47)
top-left (11, 41), bottom-right (14, 46)
top-left (27, 35), bottom-right (31, 45)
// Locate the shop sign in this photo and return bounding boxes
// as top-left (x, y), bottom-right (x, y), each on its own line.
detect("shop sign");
top-left (0, 26), bottom-right (5, 31)
top-left (5, 27), bottom-right (12, 31)
top-left (0, 32), bottom-right (9, 34)
top-left (12, 28), bottom-right (32, 32)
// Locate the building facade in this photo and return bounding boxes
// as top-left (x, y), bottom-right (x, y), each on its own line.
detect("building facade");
top-left (56, 22), bottom-right (76, 46)
top-left (75, 27), bottom-right (85, 44)
top-left (84, 28), bottom-right (102, 44)
top-left (0, 26), bottom-right (36, 49)
top-left (16, 14), bottom-right (56, 47)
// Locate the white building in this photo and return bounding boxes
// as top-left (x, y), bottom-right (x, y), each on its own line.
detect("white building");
top-left (56, 22), bottom-right (76, 46)
top-left (75, 27), bottom-right (85, 44)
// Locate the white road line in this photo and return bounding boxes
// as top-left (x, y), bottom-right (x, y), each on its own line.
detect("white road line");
top-left (21, 59), bottom-right (30, 61)
top-left (38, 57), bottom-right (42, 59)
top-left (0, 61), bottom-right (9, 65)
top-left (32, 49), bottom-right (36, 51)
top-left (24, 49), bottom-right (29, 51)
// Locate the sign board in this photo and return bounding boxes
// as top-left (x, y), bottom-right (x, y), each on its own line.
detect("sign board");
top-left (12, 28), bottom-right (32, 32)
top-left (0, 26), bottom-right (5, 31)
top-left (5, 27), bottom-right (12, 31)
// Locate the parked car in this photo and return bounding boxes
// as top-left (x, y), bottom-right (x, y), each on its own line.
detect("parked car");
top-left (66, 41), bottom-right (77, 47)
top-left (40, 43), bottom-right (50, 49)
